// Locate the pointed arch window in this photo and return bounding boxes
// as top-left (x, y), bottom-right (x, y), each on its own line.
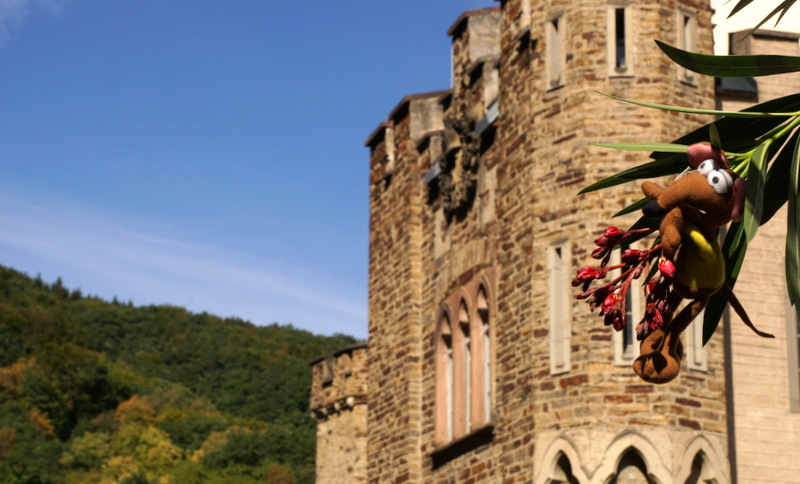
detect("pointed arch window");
top-left (434, 270), bottom-right (496, 448)
top-left (436, 314), bottom-right (454, 443)
top-left (458, 301), bottom-right (472, 436)
top-left (477, 286), bottom-right (491, 423)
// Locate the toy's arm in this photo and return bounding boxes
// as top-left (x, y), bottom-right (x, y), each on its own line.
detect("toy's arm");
top-left (642, 181), bottom-right (664, 200)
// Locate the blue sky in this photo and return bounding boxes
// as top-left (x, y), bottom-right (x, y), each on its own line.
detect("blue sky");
top-left (0, 0), bottom-right (492, 339)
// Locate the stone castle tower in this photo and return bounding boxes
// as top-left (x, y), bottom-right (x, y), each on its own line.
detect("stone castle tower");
top-left (311, 1), bottom-right (800, 482)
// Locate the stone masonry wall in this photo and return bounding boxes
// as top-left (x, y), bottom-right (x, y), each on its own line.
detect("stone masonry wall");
top-left (314, 1), bottom-right (757, 482)
top-left (496, 1), bottom-right (728, 482)
top-left (718, 29), bottom-right (800, 484)
top-left (310, 344), bottom-right (368, 484)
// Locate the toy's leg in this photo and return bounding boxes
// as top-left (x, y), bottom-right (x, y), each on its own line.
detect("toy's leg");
top-left (668, 295), bottom-right (709, 337)
top-left (632, 295), bottom-right (708, 384)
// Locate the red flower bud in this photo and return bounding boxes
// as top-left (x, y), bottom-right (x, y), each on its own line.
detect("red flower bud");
top-left (594, 227), bottom-right (625, 248)
top-left (604, 309), bottom-right (626, 331)
top-left (600, 292), bottom-right (621, 315)
top-left (572, 266), bottom-right (605, 287)
top-left (650, 309), bottom-right (663, 331)
top-left (644, 277), bottom-right (659, 297)
top-left (658, 258), bottom-right (676, 280)
top-left (621, 248), bottom-right (642, 264)
top-left (635, 321), bottom-right (647, 340)
top-left (592, 246), bottom-right (609, 259)
top-left (585, 285), bottom-right (612, 312)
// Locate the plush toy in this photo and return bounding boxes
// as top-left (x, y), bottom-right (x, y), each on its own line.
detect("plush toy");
top-left (632, 142), bottom-right (773, 383)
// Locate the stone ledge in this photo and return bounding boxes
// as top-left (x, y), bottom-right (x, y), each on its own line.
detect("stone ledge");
top-left (430, 422), bottom-right (495, 469)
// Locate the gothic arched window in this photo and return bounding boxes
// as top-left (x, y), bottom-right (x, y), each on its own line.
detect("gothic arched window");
top-left (435, 313), bottom-right (454, 444)
top-left (435, 270), bottom-right (496, 447)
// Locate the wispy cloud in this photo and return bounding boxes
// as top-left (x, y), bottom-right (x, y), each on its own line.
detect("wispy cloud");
top-left (0, 191), bottom-right (368, 338)
top-left (0, 0), bottom-right (65, 48)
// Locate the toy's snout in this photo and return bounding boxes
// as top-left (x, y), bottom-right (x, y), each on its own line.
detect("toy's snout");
top-left (644, 170), bottom-right (741, 228)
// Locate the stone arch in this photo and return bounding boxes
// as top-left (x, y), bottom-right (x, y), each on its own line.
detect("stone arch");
top-left (536, 437), bottom-right (590, 484)
top-left (674, 436), bottom-right (727, 484)
top-left (454, 297), bottom-right (472, 436)
top-left (434, 302), bottom-right (455, 445)
top-left (611, 451), bottom-right (652, 484)
top-left (592, 431), bottom-right (671, 484)
top-left (475, 281), bottom-right (493, 423)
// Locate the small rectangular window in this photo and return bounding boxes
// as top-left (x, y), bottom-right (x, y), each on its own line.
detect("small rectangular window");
top-left (787, 293), bottom-right (800, 412)
top-left (613, 246), bottom-right (641, 365)
top-left (447, 342), bottom-right (454, 440)
top-left (685, 311), bottom-right (707, 372)
top-left (550, 242), bottom-right (571, 374)
top-left (615, 8), bottom-right (626, 68)
top-left (546, 13), bottom-right (565, 89)
top-left (607, 5), bottom-right (633, 77)
top-left (677, 11), bottom-right (697, 83)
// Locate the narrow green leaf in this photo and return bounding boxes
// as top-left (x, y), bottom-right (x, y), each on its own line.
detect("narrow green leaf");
top-left (661, 94), bottom-right (800, 151)
top-left (728, 0), bottom-right (757, 18)
top-left (613, 198), bottom-right (648, 217)
top-left (703, 292), bottom-right (726, 346)
top-left (777, 0), bottom-right (799, 25)
top-left (786, 134), bottom-right (800, 308)
top-left (656, 40), bottom-right (800, 78)
top-left (579, 156), bottom-right (687, 194)
top-left (750, 0), bottom-right (795, 34)
top-left (761, 130), bottom-right (799, 224)
top-left (622, 216), bottom-right (660, 247)
top-left (591, 142), bottom-right (688, 153)
top-left (599, 90), bottom-right (792, 116)
top-left (709, 123), bottom-right (722, 150)
top-left (665, 95), bottom-right (800, 158)
top-left (742, 142), bottom-right (769, 243)
top-left (703, 222), bottom-right (748, 345)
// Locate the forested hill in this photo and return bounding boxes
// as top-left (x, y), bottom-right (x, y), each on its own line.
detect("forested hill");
top-left (0, 265), bottom-right (357, 484)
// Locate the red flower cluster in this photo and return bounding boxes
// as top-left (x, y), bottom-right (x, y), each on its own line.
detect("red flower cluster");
top-left (575, 226), bottom-right (671, 339)
top-left (636, 259), bottom-right (678, 339)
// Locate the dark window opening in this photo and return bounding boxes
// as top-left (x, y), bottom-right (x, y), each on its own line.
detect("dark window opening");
top-left (615, 8), bottom-right (626, 70)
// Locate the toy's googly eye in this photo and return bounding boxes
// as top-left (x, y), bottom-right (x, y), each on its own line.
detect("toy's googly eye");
top-left (697, 159), bottom-right (716, 176)
top-left (707, 169), bottom-right (733, 194)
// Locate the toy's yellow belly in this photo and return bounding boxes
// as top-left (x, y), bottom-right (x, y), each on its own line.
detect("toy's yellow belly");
top-left (674, 221), bottom-right (725, 290)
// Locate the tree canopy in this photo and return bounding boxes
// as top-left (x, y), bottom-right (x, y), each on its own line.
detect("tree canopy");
top-left (0, 265), bottom-right (357, 484)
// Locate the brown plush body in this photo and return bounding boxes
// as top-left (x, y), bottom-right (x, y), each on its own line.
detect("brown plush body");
top-left (633, 143), bottom-right (741, 384)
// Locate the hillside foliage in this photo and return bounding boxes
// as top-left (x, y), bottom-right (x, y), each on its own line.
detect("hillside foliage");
top-left (0, 266), bottom-right (356, 484)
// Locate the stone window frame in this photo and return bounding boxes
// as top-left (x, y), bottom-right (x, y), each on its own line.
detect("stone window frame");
top-left (536, 438), bottom-right (589, 484)
top-left (434, 268), bottom-right (496, 449)
top-left (685, 310), bottom-right (708, 372)
top-left (545, 10), bottom-right (566, 91)
top-left (787, 290), bottom-right (800, 412)
top-left (606, 2), bottom-right (634, 78)
top-left (677, 7), bottom-right (698, 85)
top-left (611, 246), bottom-right (642, 366)
top-left (550, 241), bottom-right (572, 375)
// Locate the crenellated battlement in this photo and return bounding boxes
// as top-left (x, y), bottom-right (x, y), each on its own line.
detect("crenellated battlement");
top-left (309, 342), bottom-right (368, 420)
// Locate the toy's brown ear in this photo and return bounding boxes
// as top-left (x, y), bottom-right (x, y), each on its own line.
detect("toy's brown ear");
top-left (687, 142), bottom-right (728, 169)
top-left (732, 176), bottom-right (746, 222)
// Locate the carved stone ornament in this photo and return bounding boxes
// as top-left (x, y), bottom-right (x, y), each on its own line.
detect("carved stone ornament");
top-left (439, 114), bottom-right (481, 215)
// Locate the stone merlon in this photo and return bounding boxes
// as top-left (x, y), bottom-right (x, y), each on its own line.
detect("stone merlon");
top-left (309, 342), bottom-right (368, 419)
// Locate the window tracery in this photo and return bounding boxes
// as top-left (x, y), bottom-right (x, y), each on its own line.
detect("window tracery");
top-left (434, 270), bottom-right (495, 447)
